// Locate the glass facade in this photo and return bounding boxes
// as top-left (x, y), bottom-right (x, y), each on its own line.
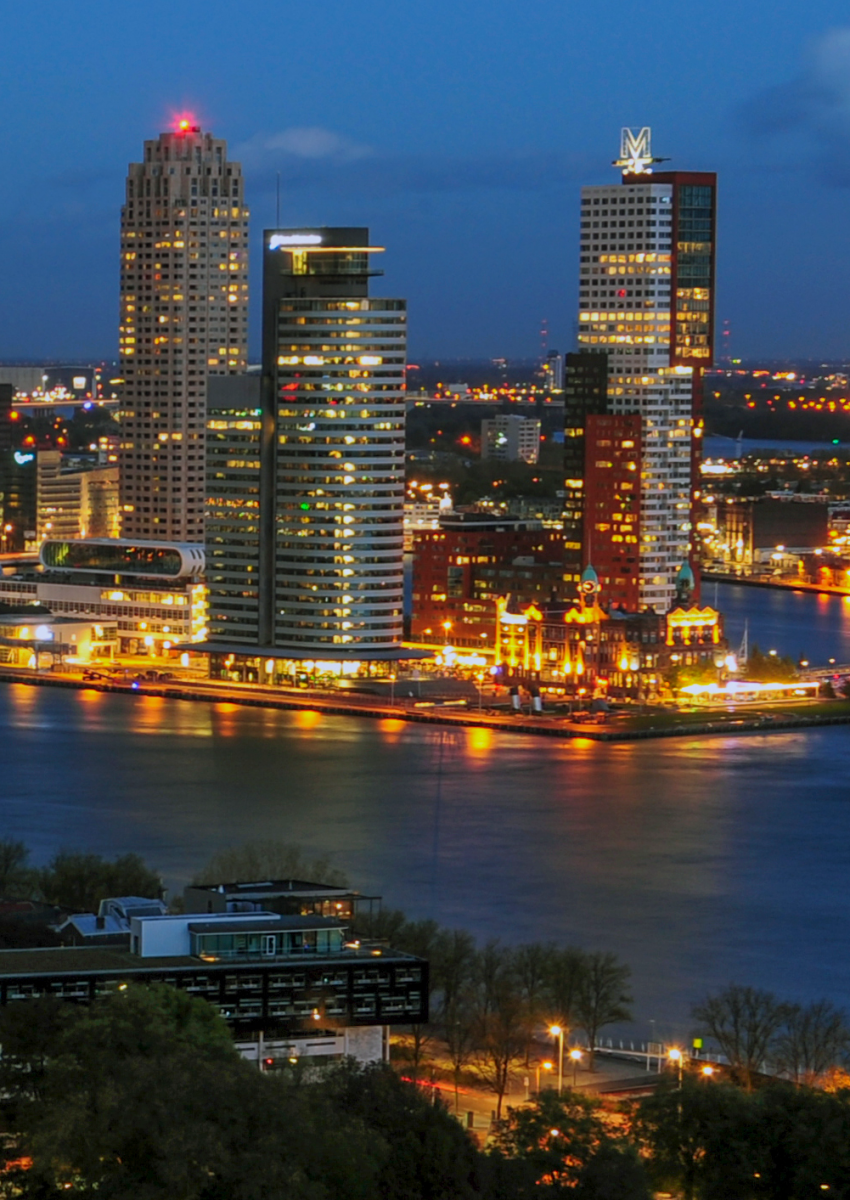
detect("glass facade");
top-left (40, 540), bottom-right (186, 577)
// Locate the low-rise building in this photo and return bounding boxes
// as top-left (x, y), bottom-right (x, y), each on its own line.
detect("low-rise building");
top-left (0, 538), bottom-right (207, 656)
top-left (0, 906), bottom-right (427, 1068)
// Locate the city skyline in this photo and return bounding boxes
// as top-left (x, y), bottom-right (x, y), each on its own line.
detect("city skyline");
top-left (2, 0), bottom-right (850, 363)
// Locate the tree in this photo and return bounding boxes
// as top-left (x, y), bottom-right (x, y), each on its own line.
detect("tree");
top-left (38, 850), bottom-right (162, 912)
top-left (515, 941), bottom-right (555, 1064)
top-left (746, 643), bottom-right (798, 683)
top-left (490, 1091), bottom-right (651, 1199)
top-left (491, 1089), bottom-right (608, 1191)
top-left (192, 839), bottom-right (348, 887)
top-left (575, 952), bottom-right (633, 1070)
top-left (473, 944), bottom-right (528, 1118)
top-left (745, 1084), bottom-right (850, 1200)
top-left (634, 1074), bottom-right (755, 1200)
top-left (692, 984), bottom-right (786, 1089)
top-left (547, 945), bottom-right (588, 1044)
top-left (774, 999), bottom-right (850, 1084)
top-left (12, 986), bottom-right (395, 1200)
top-left (0, 838), bottom-right (36, 898)
top-left (393, 918), bottom-right (441, 1076)
top-left (318, 1059), bottom-right (483, 1200)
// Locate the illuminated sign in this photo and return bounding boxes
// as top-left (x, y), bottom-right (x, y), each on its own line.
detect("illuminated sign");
top-left (72, 376), bottom-right (87, 390)
top-left (612, 127), bottom-right (668, 175)
top-left (13, 451), bottom-right (34, 465)
top-left (269, 233), bottom-right (323, 250)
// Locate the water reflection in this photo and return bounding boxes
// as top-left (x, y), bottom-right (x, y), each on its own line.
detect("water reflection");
top-left (2, 590), bottom-right (850, 1039)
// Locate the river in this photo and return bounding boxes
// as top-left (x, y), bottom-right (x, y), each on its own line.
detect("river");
top-left (1, 583), bottom-right (849, 1043)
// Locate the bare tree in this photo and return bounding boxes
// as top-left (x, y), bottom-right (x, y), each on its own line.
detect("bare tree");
top-left (774, 999), bottom-right (850, 1084)
top-left (192, 841), bottom-right (348, 887)
top-left (515, 941), bottom-right (555, 1065)
top-left (547, 946), bottom-right (588, 1035)
top-left (443, 987), bottom-right (478, 1112)
top-left (575, 951), bottom-right (633, 1070)
top-left (0, 840), bottom-right (35, 899)
top-left (692, 984), bottom-right (785, 1089)
top-left (432, 927), bottom-right (476, 1016)
top-left (473, 944), bottom-right (527, 1119)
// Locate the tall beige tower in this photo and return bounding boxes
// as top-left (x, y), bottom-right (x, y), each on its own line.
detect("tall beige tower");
top-left (118, 119), bottom-right (249, 542)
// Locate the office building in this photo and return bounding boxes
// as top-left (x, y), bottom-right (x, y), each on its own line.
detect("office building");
top-left (0, 905), bottom-right (427, 1067)
top-left (481, 413), bottom-right (541, 464)
top-left (575, 128), bottom-right (716, 611)
top-left (36, 451), bottom-right (120, 541)
top-left (118, 120), bottom-right (249, 542)
top-left (0, 538), bottom-right (207, 656)
top-left (205, 228), bottom-right (408, 665)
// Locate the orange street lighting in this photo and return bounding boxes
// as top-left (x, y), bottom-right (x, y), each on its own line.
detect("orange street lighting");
top-left (569, 1047), bottom-right (583, 1087)
top-left (549, 1025), bottom-right (564, 1094)
top-left (701, 1065), bottom-right (715, 1077)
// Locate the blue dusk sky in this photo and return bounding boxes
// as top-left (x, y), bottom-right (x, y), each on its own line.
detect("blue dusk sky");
top-left (3, 0), bottom-right (850, 363)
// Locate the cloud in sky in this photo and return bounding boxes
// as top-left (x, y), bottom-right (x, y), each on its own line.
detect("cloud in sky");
top-left (234, 125), bottom-right (594, 196)
top-left (740, 27), bottom-right (850, 184)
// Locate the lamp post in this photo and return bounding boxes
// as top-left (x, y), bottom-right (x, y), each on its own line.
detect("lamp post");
top-left (549, 1025), bottom-right (564, 1095)
top-left (569, 1047), bottom-right (583, 1088)
top-left (668, 1047), bottom-right (683, 1089)
top-left (536, 1060), bottom-right (553, 1095)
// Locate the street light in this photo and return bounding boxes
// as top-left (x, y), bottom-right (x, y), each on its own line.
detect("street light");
top-left (668, 1047), bottom-right (684, 1089)
top-left (701, 1065), bottom-right (715, 1078)
top-left (536, 1060), bottom-right (553, 1094)
top-left (549, 1025), bottom-right (564, 1095)
top-left (569, 1047), bottom-right (583, 1088)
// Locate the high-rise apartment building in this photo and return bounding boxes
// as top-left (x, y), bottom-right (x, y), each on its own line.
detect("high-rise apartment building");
top-left (574, 128), bottom-right (716, 611)
top-left (118, 120), bottom-right (249, 542)
top-left (206, 228), bottom-right (407, 659)
top-left (480, 414), bottom-right (541, 464)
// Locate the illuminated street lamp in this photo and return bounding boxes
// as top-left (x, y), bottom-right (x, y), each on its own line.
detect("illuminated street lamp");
top-left (536, 1060), bottom-right (553, 1094)
top-left (569, 1047), bottom-right (583, 1088)
top-left (668, 1047), bottom-right (684, 1089)
top-left (701, 1065), bottom-right (715, 1078)
top-left (549, 1025), bottom-right (564, 1095)
top-left (442, 619), bottom-right (452, 645)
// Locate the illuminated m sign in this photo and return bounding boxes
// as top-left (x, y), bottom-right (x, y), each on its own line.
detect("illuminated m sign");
top-left (613, 127), bottom-right (666, 175)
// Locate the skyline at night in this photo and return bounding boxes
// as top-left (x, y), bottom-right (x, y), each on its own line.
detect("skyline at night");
top-left (3, 0), bottom-right (850, 362)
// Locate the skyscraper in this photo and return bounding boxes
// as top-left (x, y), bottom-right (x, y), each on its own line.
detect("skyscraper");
top-left (574, 128), bottom-right (716, 612)
top-left (118, 119), bottom-right (249, 543)
top-left (206, 227), bottom-right (407, 661)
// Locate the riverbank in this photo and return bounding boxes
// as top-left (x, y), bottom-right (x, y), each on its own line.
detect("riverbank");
top-left (3, 667), bottom-right (850, 742)
top-left (704, 571), bottom-right (850, 598)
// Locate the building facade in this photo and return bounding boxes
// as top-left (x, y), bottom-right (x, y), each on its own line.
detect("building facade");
top-left (0, 539), bottom-right (207, 655)
top-left (0, 908), bottom-right (427, 1068)
top-left (205, 228), bottom-right (407, 662)
top-left (575, 129), bottom-right (716, 611)
top-left (411, 516), bottom-right (570, 647)
top-left (118, 121), bottom-right (249, 542)
top-left (480, 413), bottom-right (541, 464)
top-left (36, 451), bottom-right (120, 542)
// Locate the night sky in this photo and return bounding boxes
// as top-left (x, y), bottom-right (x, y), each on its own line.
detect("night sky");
top-left (3, 0), bottom-right (850, 362)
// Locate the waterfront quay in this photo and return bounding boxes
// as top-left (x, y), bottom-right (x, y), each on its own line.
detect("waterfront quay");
top-left (2, 662), bottom-right (849, 743)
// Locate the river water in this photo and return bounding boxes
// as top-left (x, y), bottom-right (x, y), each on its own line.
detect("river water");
top-left (2, 583), bottom-right (849, 1042)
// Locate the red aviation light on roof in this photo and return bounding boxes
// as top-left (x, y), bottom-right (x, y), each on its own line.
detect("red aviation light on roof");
top-left (174, 114), bottom-right (199, 134)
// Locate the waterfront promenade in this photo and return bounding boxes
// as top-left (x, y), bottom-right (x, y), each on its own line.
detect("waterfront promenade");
top-left (1, 663), bottom-right (849, 743)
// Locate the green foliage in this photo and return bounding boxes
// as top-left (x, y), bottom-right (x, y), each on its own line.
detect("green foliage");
top-left (3, 985), bottom-right (481, 1200)
top-left (38, 849), bottom-right (162, 912)
top-left (192, 840), bottom-right (348, 887)
top-left (744, 643), bottom-right (798, 682)
top-left (489, 1092), bottom-right (650, 1199)
top-left (635, 1075), bottom-right (850, 1200)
